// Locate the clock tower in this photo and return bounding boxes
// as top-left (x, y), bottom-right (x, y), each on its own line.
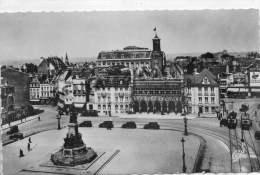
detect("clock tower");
top-left (153, 34), bottom-right (161, 51)
top-left (151, 33), bottom-right (166, 72)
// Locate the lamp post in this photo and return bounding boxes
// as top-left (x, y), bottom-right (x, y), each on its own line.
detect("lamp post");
top-left (181, 137), bottom-right (187, 173)
top-left (57, 110), bottom-right (61, 130)
top-left (183, 117), bottom-right (188, 136)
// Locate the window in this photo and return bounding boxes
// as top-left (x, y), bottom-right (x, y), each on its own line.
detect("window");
top-left (120, 87), bottom-right (123, 91)
top-left (103, 105), bottom-right (106, 110)
top-left (120, 105), bottom-right (123, 111)
top-left (203, 77), bottom-right (209, 84)
top-left (108, 97), bottom-right (111, 102)
top-left (115, 97), bottom-right (118, 102)
top-left (115, 88), bottom-right (118, 91)
top-left (211, 97), bottom-right (215, 103)
top-left (199, 97), bottom-right (202, 103)
top-left (211, 107), bottom-right (215, 113)
top-left (98, 105), bottom-right (101, 110)
top-left (98, 96), bottom-right (101, 102)
top-left (125, 97), bottom-right (128, 102)
top-left (125, 105), bottom-right (128, 110)
top-left (120, 97), bottom-right (123, 102)
top-left (188, 97), bottom-right (191, 102)
top-left (188, 107), bottom-right (192, 113)
top-left (198, 87), bottom-right (202, 92)
top-left (211, 87), bottom-right (214, 92)
top-left (115, 105), bottom-right (118, 110)
top-left (205, 107), bottom-right (209, 112)
top-left (107, 87), bottom-right (110, 91)
top-left (204, 87), bottom-right (208, 93)
top-left (205, 97), bottom-right (208, 103)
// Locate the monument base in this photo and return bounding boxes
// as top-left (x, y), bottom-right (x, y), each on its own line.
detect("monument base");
top-left (51, 146), bottom-right (97, 166)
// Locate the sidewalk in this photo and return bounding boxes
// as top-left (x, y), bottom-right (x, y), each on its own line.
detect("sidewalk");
top-left (118, 113), bottom-right (195, 119)
top-left (1, 114), bottom-right (40, 130)
top-left (117, 112), bottom-right (218, 120)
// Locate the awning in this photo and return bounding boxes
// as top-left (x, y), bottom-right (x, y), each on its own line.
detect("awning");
top-left (227, 88), bottom-right (248, 92)
top-left (227, 88), bottom-right (239, 92)
top-left (74, 103), bottom-right (85, 108)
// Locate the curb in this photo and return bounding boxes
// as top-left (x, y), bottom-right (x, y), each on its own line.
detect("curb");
top-left (191, 134), bottom-right (207, 173)
top-left (2, 115), bottom-right (39, 131)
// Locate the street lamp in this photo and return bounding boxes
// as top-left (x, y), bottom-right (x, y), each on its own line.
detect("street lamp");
top-left (57, 111), bottom-right (61, 130)
top-left (183, 117), bottom-right (188, 136)
top-left (181, 137), bottom-right (187, 173)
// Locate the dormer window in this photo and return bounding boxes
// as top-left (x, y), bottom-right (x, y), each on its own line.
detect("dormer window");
top-left (203, 77), bottom-right (209, 84)
top-left (121, 54), bottom-right (124, 58)
top-left (120, 80), bottom-right (123, 85)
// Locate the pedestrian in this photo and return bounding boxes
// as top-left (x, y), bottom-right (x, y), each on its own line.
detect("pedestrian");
top-left (8, 121), bottom-right (11, 126)
top-left (19, 149), bottom-right (24, 157)
top-left (27, 142), bottom-right (31, 151)
top-left (20, 117), bottom-right (22, 123)
top-left (38, 116), bottom-right (41, 121)
top-left (29, 137), bottom-right (32, 143)
top-left (255, 111), bottom-right (257, 117)
top-left (198, 111), bottom-right (200, 118)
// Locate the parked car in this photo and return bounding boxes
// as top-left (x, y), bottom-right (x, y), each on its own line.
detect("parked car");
top-left (79, 120), bottom-right (93, 127)
top-left (144, 122), bottom-right (160, 129)
top-left (7, 125), bottom-right (19, 135)
top-left (99, 121), bottom-right (114, 128)
top-left (122, 121), bottom-right (136, 129)
top-left (9, 132), bottom-right (24, 140)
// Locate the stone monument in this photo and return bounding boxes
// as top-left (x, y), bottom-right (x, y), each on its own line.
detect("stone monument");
top-left (51, 104), bottom-right (97, 166)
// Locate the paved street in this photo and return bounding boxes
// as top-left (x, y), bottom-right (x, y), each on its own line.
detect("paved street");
top-left (2, 98), bottom-right (260, 174)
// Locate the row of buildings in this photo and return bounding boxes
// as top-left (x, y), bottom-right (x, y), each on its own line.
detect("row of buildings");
top-left (52, 33), bottom-right (221, 115)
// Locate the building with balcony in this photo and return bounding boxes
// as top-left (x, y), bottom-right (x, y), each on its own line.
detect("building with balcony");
top-left (185, 69), bottom-right (220, 114)
top-left (92, 74), bottom-right (132, 115)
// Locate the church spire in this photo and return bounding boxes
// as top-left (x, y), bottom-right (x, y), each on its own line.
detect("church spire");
top-left (65, 52), bottom-right (69, 66)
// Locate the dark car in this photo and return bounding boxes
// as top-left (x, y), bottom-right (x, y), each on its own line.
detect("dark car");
top-left (122, 121), bottom-right (136, 129)
top-left (9, 132), bottom-right (24, 140)
top-left (144, 122), bottom-right (160, 129)
top-left (99, 121), bottom-right (114, 128)
top-left (79, 121), bottom-right (93, 127)
top-left (7, 125), bottom-right (19, 135)
top-left (220, 118), bottom-right (227, 127)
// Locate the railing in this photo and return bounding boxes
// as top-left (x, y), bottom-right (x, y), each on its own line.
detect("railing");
top-left (198, 92), bottom-right (202, 96)
top-left (204, 93), bottom-right (209, 96)
top-left (210, 93), bottom-right (215, 96)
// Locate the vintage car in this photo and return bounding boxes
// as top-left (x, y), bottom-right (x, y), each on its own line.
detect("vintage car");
top-left (144, 122), bottom-right (160, 129)
top-left (122, 121), bottom-right (136, 129)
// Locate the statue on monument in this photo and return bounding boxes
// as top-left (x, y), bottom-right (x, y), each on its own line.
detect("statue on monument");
top-left (69, 104), bottom-right (78, 123)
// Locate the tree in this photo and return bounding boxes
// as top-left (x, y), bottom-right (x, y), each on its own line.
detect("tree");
top-left (200, 52), bottom-right (214, 59)
top-left (22, 63), bottom-right (38, 74)
top-left (185, 58), bottom-right (196, 74)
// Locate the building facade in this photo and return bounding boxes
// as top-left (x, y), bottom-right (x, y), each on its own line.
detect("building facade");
top-left (96, 34), bottom-right (166, 72)
top-left (185, 69), bottom-right (220, 114)
top-left (29, 76), bottom-right (55, 105)
top-left (1, 84), bottom-right (15, 124)
top-left (92, 75), bottom-right (132, 115)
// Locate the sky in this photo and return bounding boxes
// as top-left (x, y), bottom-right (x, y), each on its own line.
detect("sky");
top-left (0, 10), bottom-right (258, 63)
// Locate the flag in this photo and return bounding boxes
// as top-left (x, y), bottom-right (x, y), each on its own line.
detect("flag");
top-left (153, 27), bottom-right (156, 31)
